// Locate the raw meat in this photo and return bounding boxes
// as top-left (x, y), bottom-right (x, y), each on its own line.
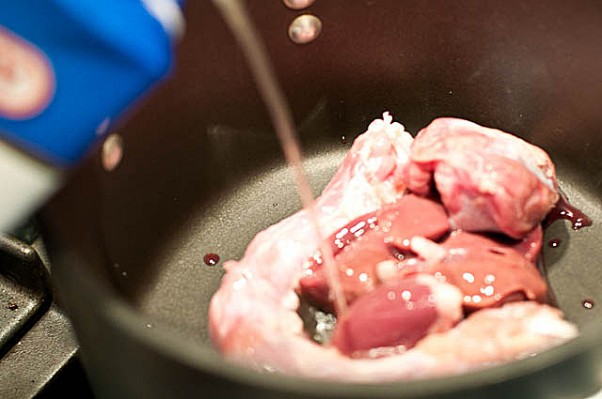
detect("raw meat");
top-left (414, 302), bottom-right (576, 370)
top-left (209, 112), bottom-right (415, 364)
top-left (404, 118), bottom-right (559, 238)
top-left (390, 231), bottom-right (548, 310)
top-left (298, 200), bottom-right (545, 312)
top-left (331, 274), bottom-right (463, 356)
top-left (298, 194), bottom-right (449, 309)
top-left (209, 113), bottom-right (576, 381)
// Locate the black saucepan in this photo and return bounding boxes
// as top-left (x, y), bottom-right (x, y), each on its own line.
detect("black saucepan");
top-left (41, 1), bottom-right (602, 398)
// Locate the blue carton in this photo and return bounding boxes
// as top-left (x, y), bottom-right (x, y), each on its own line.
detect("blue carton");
top-left (0, 0), bottom-right (183, 166)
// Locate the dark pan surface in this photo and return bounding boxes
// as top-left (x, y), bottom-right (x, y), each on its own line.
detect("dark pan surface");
top-left (134, 118), bottom-right (602, 347)
top-left (137, 142), bottom-right (348, 344)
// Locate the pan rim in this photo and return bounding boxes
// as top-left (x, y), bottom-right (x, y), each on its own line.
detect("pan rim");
top-left (63, 248), bottom-right (602, 398)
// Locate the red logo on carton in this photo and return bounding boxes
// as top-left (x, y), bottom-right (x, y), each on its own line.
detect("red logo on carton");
top-left (0, 26), bottom-right (55, 120)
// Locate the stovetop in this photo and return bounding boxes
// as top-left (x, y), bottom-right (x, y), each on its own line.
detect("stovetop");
top-left (0, 221), bottom-right (93, 398)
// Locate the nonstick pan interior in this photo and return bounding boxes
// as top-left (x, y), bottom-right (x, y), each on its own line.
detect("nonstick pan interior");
top-left (41, 1), bottom-right (602, 398)
top-left (128, 118), bottom-right (602, 349)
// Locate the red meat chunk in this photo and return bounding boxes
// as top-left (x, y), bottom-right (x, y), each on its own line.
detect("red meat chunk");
top-left (395, 231), bottom-right (548, 311)
top-left (298, 195), bottom-right (449, 309)
top-left (404, 118), bottom-right (559, 239)
top-left (331, 274), bottom-right (462, 356)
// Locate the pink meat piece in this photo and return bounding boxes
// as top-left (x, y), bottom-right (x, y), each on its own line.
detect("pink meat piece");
top-left (216, 302), bottom-right (575, 382)
top-left (413, 302), bottom-right (577, 372)
top-left (209, 113), bottom-right (414, 365)
top-left (404, 118), bottom-right (559, 239)
top-left (298, 194), bottom-right (449, 309)
top-left (331, 274), bottom-right (462, 356)
top-left (209, 113), bottom-right (575, 382)
top-left (393, 231), bottom-right (548, 310)
top-left (511, 225), bottom-right (543, 262)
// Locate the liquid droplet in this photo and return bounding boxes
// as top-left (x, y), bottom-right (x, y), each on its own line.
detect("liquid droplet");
top-left (145, 323), bottom-right (153, 329)
top-left (121, 271), bottom-right (128, 278)
top-left (544, 194), bottom-right (592, 231)
top-left (204, 253), bottom-right (220, 266)
top-left (7, 303), bottom-right (18, 311)
top-left (548, 238), bottom-right (561, 248)
top-left (288, 14), bottom-right (322, 45)
top-left (283, 0), bottom-right (316, 10)
top-left (102, 134), bottom-right (124, 172)
top-left (582, 299), bottom-right (595, 309)
top-left (341, 135), bottom-right (347, 144)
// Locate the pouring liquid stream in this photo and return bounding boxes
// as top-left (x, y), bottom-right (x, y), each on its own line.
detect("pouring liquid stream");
top-left (212, 0), bottom-right (348, 314)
